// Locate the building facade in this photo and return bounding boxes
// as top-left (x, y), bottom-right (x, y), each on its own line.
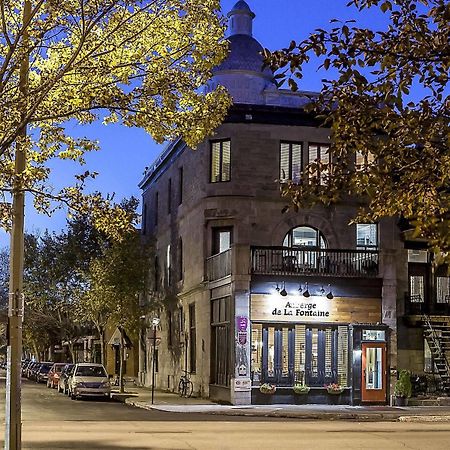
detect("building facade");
top-left (138, 1), bottom-right (450, 405)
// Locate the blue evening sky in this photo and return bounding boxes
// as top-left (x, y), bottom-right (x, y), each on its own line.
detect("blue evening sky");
top-left (0, 0), bottom-right (386, 248)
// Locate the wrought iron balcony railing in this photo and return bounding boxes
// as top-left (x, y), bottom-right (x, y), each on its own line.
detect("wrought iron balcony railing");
top-left (251, 246), bottom-right (379, 278)
top-left (206, 249), bottom-right (232, 281)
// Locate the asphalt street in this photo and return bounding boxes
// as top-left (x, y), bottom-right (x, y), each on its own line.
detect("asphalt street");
top-left (1, 378), bottom-right (450, 449)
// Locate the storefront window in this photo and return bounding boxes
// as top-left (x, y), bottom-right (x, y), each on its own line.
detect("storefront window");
top-left (251, 324), bottom-right (262, 383)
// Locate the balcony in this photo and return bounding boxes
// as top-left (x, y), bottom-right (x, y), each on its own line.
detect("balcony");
top-left (251, 246), bottom-right (379, 278)
top-left (206, 249), bottom-right (232, 282)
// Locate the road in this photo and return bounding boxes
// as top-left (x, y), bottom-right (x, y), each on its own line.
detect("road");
top-left (1, 378), bottom-right (450, 449)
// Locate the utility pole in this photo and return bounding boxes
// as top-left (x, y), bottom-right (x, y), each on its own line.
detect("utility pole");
top-left (5, 2), bottom-right (31, 449)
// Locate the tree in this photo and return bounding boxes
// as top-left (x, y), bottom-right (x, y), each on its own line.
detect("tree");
top-left (265, 0), bottom-right (449, 260)
top-left (82, 224), bottom-right (153, 392)
top-left (0, 0), bottom-right (231, 234)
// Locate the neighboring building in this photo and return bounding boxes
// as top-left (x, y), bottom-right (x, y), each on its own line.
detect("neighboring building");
top-left (138, 1), bottom-right (450, 405)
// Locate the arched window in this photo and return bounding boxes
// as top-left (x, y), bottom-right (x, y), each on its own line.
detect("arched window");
top-left (283, 226), bottom-right (327, 249)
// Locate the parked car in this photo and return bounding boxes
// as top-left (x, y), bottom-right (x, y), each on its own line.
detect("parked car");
top-left (22, 360), bottom-right (33, 377)
top-left (47, 363), bottom-right (66, 388)
top-left (68, 363), bottom-right (111, 400)
top-left (36, 362), bottom-right (54, 383)
top-left (57, 364), bottom-right (74, 394)
top-left (29, 362), bottom-right (42, 381)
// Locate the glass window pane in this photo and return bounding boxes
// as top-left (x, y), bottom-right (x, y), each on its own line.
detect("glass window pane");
top-left (337, 326), bottom-right (348, 387)
top-left (268, 327), bottom-right (275, 378)
top-left (251, 324), bottom-right (263, 383)
top-left (410, 275), bottom-right (424, 302)
top-left (437, 277), bottom-right (450, 303)
top-left (280, 143), bottom-right (290, 182)
top-left (365, 347), bottom-right (383, 390)
top-left (362, 330), bottom-right (386, 341)
top-left (211, 143), bottom-right (221, 182)
top-left (291, 143), bottom-right (302, 183)
top-left (221, 141), bottom-right (231, 182)
top-left (356, 224), bottom-right (378, 248)
top-left (408, 250), bottom-right (428, 263)
top-left (219, 231), bottom-right (231, 253)
top-left (294, 325), bottom-right (306, 384)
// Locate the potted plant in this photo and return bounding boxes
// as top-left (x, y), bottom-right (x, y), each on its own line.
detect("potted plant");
top-left (259, 383), bottom-right (276, 395)
top-left (325, 383), bottom-right (344, 395)
top-left (394, 370), bottom-right (412, 406)
top-left (293, 383), bottom-right (310, 395)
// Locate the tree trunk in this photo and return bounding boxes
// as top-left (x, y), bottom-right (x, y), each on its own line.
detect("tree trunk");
top-left (100, 328), bottom-right (106, 367)
top-left (119, 328), bottom-right (125, 394)
top-left (68, 341), bottom-right (75, 363)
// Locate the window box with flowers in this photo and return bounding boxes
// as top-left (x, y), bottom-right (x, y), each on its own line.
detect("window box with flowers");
top-left (325, 383), bottom-right (344, 395)
top-left (293, 384), bottom-right (310, 395)
top-left (259, 383), bottom-right (276, 395)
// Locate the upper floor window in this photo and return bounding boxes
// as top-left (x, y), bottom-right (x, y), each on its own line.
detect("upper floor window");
top-left (356, 224), bottom-right (378, 249)
top-left (356, 150), bottom-right (375, 171)
top-left (283, 226), bottom-right (327, 249)
top-left (142, 203), bottom-right (147, 235)
top-left (280, 142), bottom-right (302, 183)
top-left (167, 178), bottom-right (172, 214)
top-left (178, 167), bottom-right (183, 205)
top-left (178, 237), bottom-right (183, 281)
top-left (437, 277), bottom-right (450, 304)
top-left (308, 143), bottom-right (330, 185)
top-left (211, 140), bottom-right (231, 183)
top-left (166, 244), bottom-right (171, 286)
top-left (154, 192), bottom-right (159, 226)
top-left (212, 227), bottom-right (232, 255)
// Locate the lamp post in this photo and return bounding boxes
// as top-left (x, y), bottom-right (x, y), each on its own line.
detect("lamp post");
top-left (151, 317), bottom-right (160, 405)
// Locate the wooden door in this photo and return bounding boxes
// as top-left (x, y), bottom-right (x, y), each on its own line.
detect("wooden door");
top-left (361, 342), bottom-right (386, 402)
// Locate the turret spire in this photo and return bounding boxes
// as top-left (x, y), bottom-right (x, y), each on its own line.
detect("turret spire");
top-left (228, 1), bottom-right (255, 37)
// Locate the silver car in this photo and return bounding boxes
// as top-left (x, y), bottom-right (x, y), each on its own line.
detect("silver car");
top-left (68, 363), bottom-right (111, 400)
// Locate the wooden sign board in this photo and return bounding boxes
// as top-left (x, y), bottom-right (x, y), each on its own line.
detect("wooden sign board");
top-left (251, 294), bottom-right (381, 324)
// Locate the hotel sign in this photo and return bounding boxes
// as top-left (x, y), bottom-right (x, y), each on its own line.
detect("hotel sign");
top-left (251, 294), bottom-right (381, 324)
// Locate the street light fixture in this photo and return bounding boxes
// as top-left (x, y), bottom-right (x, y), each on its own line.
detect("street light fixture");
top-left (151, 317), bottom-right (160, 405)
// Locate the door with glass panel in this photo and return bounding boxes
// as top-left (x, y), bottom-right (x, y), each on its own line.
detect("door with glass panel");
top-left (305, 327), bottom-right (338, 386)
top-left (361, 342), bottom-right (386, 402)
top-left (261, 326), bottom-right (294, 386)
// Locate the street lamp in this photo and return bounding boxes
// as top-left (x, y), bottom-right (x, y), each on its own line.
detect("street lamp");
top-left (151, 317), bottom-right (160, 405)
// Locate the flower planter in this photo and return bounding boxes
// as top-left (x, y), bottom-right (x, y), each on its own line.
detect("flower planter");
top-left (293, 386), bottom-right (310, 395)
top-left (395, 396), bottom-right (408, 407)
top-left (326, 389), bottom-right (344, 395)
top-left (259, 384), bottom-right (276, 395)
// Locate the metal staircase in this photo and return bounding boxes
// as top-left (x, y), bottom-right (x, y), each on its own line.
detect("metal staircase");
top-left (423, 315), bottom-right (450, 394)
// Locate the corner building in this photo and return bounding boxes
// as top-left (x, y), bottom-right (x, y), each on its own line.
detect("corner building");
top-left (138, 1), bottom-right (450, 405)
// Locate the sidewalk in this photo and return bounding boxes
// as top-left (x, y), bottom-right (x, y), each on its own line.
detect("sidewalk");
top-left (111, 386), bottom-right (450, 422)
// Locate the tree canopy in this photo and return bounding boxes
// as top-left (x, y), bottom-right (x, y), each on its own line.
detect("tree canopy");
top-left (0, 0), bottom-right (231, 236)
top-left (265, 0), bottom-right (449, 259)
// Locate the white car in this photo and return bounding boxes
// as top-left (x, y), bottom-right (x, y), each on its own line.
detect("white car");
top-left (68, 363), bottom-right (111, 400)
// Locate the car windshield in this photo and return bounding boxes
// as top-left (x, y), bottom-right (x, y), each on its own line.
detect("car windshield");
top-left (40, 364), bottom-right (52, 372)
top-left (75, 366), bottom-right (107, 377)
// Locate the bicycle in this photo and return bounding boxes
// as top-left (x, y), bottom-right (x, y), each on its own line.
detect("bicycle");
top-left (178, 370), bottom-right (193, 398)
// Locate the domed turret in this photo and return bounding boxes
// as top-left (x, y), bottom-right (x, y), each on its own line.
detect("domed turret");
top-left (211, 1), bottom-right (276, 105)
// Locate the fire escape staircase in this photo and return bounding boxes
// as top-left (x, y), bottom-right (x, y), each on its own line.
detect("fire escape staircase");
top-left (423, 315), bottom-right (450, 394)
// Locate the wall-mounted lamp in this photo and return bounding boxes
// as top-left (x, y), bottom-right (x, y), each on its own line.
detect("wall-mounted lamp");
top-left (280, 281), bottom-right (287, 297)
top-left (326, 284), bottom-right (334, 300)
top-left (302, 282), bottom-right (310, 298)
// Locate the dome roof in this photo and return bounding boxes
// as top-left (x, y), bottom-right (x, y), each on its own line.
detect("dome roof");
top-left (230, 1), bottom-right (254, 14)
top-left (214, 34), bottom-right (272, 77)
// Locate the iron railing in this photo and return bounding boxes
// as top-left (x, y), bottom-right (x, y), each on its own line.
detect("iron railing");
top-left (251, 246), bottom-right (379, 277)
top-left (206, 249), bottom-right (232, 281)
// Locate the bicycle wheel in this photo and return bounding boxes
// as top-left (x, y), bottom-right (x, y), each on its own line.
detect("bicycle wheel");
top-left (185, 380), bottom-right (193, 398)
top-left (178, 379), bottom-right (186, 397)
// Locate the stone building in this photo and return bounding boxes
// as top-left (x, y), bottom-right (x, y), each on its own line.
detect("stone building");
top-left (138, 1), bottom-right (450, 405)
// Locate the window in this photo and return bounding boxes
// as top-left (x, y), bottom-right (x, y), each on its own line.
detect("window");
top-left (280, 142), bottom-right (302, 183)
top-left (154, 192), bottom-right (159, 226)
top-left (437, 277), bottom-right (450, 304)
top-left (211, 297), bottom-right (231, 386)
top-left (356, 150), bottom-right (375, 171)
top-left (408, 250), bottom-right (428, 263)
top-left (211, 140), bottom-right (231, 183)
top-left (142, 203), bottom-right (147, 235)
top-left (189, 304), bottom-right (196, 373)
top-left (167, 178), bottom-right (172, 214)
top-left (283, 226), bottom-right (326, 248)
top-left (308, 143), bottom-right (330, 185)
top-left (410, 275), bottom-right (424, 303)
top-left (356, 224), bottom-right (378, 249)
top-left (178, 167), bottom-right (183, 205)
top-left (166, 244), bottom-right (171, 286)
top-left (212, 227), bottom-right (232, 255)
top-left (178, 237), bottom-right (183, 281)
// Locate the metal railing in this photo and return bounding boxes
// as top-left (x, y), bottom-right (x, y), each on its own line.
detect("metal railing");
top-left (251, 246), bottom-right (379, 277)
top-left (206, 249), bottom-right (232, 281)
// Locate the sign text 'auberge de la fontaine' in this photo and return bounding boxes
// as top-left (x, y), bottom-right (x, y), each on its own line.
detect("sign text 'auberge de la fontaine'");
top-left (272, 300), bottom-right (330, 318)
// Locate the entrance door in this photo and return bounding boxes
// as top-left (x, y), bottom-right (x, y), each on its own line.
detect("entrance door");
top-left (361, 342), bottom-right (386, 402)
top-left (305, 327), bottom-right (338, 386)
top-left (262, 326), bottom-right (294, 386)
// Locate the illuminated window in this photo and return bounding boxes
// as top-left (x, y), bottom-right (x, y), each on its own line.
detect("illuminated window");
top-left (356, 150), bottom-right (375, 171)
top-left (356, 224), bottom-right (378, 249)
top-left (280, 142), bottom-right (302, 183)
top-left (437, 277), bottom-right (450, 304)
top-left (308, 143), bottom-right (331, 185)
top-left (211, 140), bottom-right (231, 183)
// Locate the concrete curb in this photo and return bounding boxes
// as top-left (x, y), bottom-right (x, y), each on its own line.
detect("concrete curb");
top-left (398, 415), bottom-right (450, 422)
